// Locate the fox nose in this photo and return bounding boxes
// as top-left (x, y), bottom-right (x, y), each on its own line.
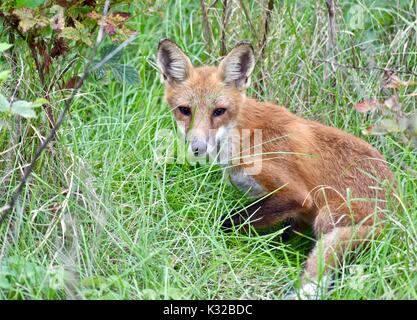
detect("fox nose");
top-left (191, 140), bottom-right (207, 157)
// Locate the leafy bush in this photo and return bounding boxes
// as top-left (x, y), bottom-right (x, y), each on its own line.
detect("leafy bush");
top-left (355, 71), bottom-right (417, 148)
top-left (0, 0), bottom-right (139, 129)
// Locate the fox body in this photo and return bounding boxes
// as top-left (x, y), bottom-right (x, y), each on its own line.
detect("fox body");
top-left (157, 39), bottom-right (394, 298)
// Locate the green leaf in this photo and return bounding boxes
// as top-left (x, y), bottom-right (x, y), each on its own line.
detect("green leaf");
top-left (363, 118), bottom-right (401, 135)
top-left (0, 274), bottom-right (11, 289)
top-left (100, 44), bottom-right (123, 63)
top-left (61, 25), bottom-right (92, 46)
top-left (32, 98), bottom-right (49, 106)
top-left (11, 100), bottom-right (37, 118)
top-left (81, 276), bottom-right (105, 288)
top-left (166, 287), bottom-right (184, 299)
top-left (0, 43), bottom-right (13, 53)
top-left (142, 289), bottom-right (159, 300)
top-left (101, 292), bottom-right (122, 300)
top-left (93, 66), bottom-right (106, 80)
top-left (0, 120), bottom-right (6, 132)
top-left (109, 63), bottom-right (140, 85)
top-left (16, 0), bottom-right (45, 9)
top-left (0, 70), bottom-right (11, 82)
top-left (407, 113), bottom-right (417, 135)
top-left (0, 93), bottom-right (9, 112)
top-left (379, 118), bottom-right (402, 133)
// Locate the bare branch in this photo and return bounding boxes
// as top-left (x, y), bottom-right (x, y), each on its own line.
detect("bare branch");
top-left (258, 0), bottom-right (274, 57)
top-left (10, 56), bottom-right (24, 105)
top-left (92, 32), bottom-right (138, 72)
top-left (255, 0), bottom-right (275, 96)
top-left (238, 0), bottom-right (256, 39)
top-left (220, 0), bottom-right (231, 56)
top-left (326, 0), bottom-right (337, 72)
top-left (200, 0), bottom-right (213, 53)
top-left (209, 0), bottom-right (219, 8)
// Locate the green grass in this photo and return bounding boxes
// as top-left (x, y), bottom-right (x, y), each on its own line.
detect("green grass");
top-left (1, 0), bottom-right (417, 299)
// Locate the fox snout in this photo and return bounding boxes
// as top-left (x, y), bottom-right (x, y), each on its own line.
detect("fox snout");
top-left (190, 138), bottom-right (207, 157)
top-left (185, 128), bottom-right (220, 159)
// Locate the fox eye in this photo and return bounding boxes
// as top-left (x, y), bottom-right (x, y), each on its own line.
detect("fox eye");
top-left (213, 108), bottom-right (226, 117)
top-left (178, 106), bottom-right (191, 116)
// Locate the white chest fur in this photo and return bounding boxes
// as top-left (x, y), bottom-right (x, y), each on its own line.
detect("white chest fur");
top-left (228, 168), bottom-right (267, 198)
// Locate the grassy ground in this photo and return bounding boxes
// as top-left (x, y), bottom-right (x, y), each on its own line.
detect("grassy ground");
top-left (1, 0), bottom-right (417, 299)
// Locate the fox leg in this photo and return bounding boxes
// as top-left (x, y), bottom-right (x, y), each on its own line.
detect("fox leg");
top-left (281, 217), bottom-right (311, 241)
top-left (299, 201), bottom-right (379, 299)
top-left (221, 191), bottom-right (313, 231)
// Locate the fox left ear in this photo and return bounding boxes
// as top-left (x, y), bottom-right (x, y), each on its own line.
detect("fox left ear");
top-left (219, 41), bottom-right (255, 90)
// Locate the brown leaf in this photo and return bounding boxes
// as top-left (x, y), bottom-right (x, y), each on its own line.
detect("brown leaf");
top-left (50, 38), bottom-right (69, 58)
top-left (12, 8), bottom-right (49, 33)
top-left (383, 95), bottom-right (401, 111)
top-left (64, 76), bottom-right (81, 89)
top-left (362, 125), bottom-right (375, 135)
top-left (87, 11), bottom-right (132, 37)
top-left (43, 53), bottom-right (52, 72)
top-left (13, 8), bottom-right (36, 33)
top-left (55, 0), bottom-right (71, 7)
top-left (384, 71), bottom-right (417, 89)
top-left (354, 99), bottom-right (380, 113)
top-left (82, 0), bottom-right (97, 6)
top-left (104, 23), bottom-right (117, 35)
top-left (87, 11), bottom-right (101, 20)
top-left (112, 12), bottom-right (131, 19)
top-left (36, 39), bottom-right (47, 55)
top-left (50, 10), bottom-right (65, 31)
top-left (50, 203), bottom-right (61, 214)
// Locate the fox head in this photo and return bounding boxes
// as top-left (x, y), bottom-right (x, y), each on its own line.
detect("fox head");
top-left (157, 39), bottom-right (255, 160)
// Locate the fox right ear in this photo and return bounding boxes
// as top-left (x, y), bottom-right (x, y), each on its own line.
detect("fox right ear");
top-left (157, 39), bottom-right (192, 85)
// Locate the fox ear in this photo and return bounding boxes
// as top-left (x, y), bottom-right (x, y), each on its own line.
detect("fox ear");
top-left (157, 39), bottom-right (192, 84)
top-left (219, 41), bottom-right (255, 90)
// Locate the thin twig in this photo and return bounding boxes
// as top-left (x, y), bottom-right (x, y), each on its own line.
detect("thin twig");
top-left (92, 32), bottom-right (138, 72)
top-left (1, 33), bottom-right (22, 199)
top-left (325, 0), bottom-right (338, 104)
top-left (220, 0), bottom-right (230, 56)
top-left (255, 0), bottom-right (275, 95)
top-left (325, 0), bottom-right (337, 72)
top-left (209, 0), bottom-right (219, 8)
top-left (48, 57), bottom-right (77, 95)
top-left (28, 37), bottom-right (55, 127)
top-left (258, 0), bottom-right (274, 57)
top-left (0, 0), bottom-right (116, 226)
top-left (10, 56), bottom-right (24, 105)
top-left (238, 0), bottom-right (257, 39)
top-left (200, 0), bottom-right (213, 53)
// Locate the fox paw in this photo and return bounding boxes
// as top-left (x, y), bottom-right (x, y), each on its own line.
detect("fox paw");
top-left (295, 276), bottom-right (332, 300)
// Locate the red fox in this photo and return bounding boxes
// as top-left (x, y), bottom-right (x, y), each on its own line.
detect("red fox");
top-left (157, 39), bottom-right (395, 298)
